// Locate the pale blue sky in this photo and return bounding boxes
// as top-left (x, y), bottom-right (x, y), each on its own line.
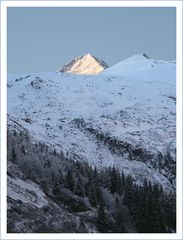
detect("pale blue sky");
top-left (8, 7), bottom-right (176, 74)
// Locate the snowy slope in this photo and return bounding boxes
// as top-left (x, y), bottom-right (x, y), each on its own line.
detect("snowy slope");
top-left (101, 53), bottom-right (175, 82)
top-left (57, 53), bottom-right (108, 74)
top-left (7, 55), bottom-right (176, 191)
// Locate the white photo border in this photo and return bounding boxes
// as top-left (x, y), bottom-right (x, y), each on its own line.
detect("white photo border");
top-left (1, 1), bottom-right (182, 240)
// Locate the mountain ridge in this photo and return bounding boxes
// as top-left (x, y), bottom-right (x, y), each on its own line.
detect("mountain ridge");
top-left (101, 53), bottom-right (175, 78)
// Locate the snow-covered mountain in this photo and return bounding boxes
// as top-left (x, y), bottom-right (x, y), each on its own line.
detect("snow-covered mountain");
top-left (101, 53), bottom-right (175, 81)
top-left (57, 53), bottom-right (108, 74)
top-left (7, 54), bottom-right (176, 191)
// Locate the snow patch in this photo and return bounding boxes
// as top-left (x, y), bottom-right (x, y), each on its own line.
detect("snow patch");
top-left (8, 176), bottom-right (48, 208)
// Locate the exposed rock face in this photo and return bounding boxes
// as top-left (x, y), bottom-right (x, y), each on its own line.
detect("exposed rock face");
top-left (57, 53), bottom-right (108, 74)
